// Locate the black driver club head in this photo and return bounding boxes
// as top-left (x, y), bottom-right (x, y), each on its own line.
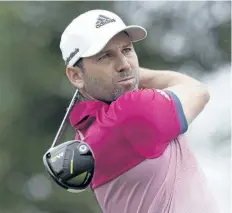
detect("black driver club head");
top-left (43, 140), bottom-right (95, 193)
top-left (42, 90), bottom-right (95, 193)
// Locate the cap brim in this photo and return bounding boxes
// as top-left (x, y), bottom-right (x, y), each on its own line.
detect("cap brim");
top-left (82, 25), bottom-right (147, 58)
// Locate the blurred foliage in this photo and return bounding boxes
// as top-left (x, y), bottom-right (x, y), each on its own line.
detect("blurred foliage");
top-left (0, 1), bottom-right (230, 213)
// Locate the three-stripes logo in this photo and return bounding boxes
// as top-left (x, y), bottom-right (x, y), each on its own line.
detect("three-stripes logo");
top-left (96, 14), bottom-right (116, 28)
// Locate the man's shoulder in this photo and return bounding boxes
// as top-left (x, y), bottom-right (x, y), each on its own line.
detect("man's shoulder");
top-left (71, 89), bottom-right (158, 131)
top-left (110, 89), bottom-right (156, 111)
top-left (115, 88), bottom-right (155, 101)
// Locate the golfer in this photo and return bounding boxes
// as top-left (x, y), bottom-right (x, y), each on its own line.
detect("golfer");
top-left (59, 9), bottom-right (218, 213)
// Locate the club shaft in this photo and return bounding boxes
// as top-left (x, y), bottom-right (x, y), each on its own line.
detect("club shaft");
top-left (51, 89), bottom-right (79, 148)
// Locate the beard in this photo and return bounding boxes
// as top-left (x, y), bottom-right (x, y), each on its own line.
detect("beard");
top-left (112, 81), bottom-right (139, 101)
top-left (83, 68), bottom-right (140, 103)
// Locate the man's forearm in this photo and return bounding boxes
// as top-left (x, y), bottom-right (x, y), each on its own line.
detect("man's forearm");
top-left (139, 67), bottom-right (201, 89)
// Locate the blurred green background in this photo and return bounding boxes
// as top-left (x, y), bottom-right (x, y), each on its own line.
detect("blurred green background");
top-left (0, 2), bottom-right (230, 213)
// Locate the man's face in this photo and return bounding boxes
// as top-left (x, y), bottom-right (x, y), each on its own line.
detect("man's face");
top-left (76, 32), bottom-right (140, 103)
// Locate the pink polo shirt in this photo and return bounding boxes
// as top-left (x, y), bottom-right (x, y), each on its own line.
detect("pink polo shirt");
top-left (69, 88), bottom-right (218, 213)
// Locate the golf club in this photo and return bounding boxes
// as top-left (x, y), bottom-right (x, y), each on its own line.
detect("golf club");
top-left (42, 89), bottom-right (95, 193)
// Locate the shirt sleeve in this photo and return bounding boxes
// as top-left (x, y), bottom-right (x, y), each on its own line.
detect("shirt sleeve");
top-left (109, 88), bottom-right (188, 158)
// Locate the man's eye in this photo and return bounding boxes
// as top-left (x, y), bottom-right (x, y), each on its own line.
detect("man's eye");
top-left (98, 54), bottom-right (109, 61)
top-left (122, 48), bottom-right (132, 53)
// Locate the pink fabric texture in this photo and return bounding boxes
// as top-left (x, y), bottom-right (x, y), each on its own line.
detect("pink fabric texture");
top-left (69, 89), bottom-right (217, 213)
top-left (94, 136), bottom-right (218, 213)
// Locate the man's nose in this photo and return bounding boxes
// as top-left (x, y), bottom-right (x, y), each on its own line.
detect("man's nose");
top-left (115, 54), bottom-right (131, 72)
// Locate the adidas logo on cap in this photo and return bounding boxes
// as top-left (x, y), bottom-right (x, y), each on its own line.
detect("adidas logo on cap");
top-left (96, 14), bottom-right (116, 28)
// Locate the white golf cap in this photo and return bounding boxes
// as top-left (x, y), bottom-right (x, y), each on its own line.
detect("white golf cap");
top-left (60, 9), bottom-right (147, 67)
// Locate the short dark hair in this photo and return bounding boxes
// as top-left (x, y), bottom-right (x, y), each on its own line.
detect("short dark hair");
top-left (73, 58), bottom-right (84, 72)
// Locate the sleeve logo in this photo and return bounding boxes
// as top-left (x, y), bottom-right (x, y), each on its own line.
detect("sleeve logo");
top-left (156, 89), bottom-right (170, 101)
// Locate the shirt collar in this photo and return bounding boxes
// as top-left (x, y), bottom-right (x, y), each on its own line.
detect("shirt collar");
top-left (69, 100), bottom-right (106, 127)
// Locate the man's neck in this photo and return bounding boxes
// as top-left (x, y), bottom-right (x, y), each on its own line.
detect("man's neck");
top-left (78, 92), bottom-right (89, 102)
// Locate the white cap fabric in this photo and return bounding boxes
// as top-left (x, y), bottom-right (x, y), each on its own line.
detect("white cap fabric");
top-left (60, 9), bottom-right (147, 67)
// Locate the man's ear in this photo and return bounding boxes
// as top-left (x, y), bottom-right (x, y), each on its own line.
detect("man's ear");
top-left (66, 66), bottom-right (84, 89)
